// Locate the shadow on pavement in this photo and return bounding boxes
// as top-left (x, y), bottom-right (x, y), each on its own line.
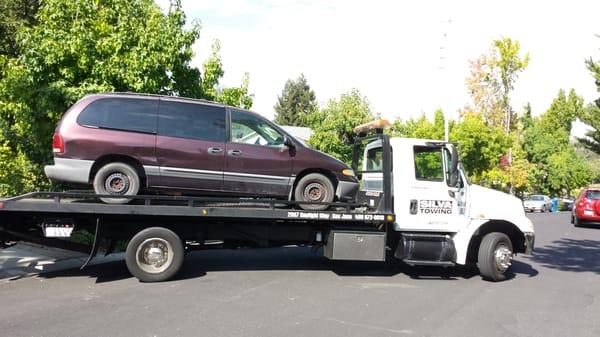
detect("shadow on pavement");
top-left (529, 238), bottom-right (600, 274)
top-left (27, 246), bottom-right (542, 283)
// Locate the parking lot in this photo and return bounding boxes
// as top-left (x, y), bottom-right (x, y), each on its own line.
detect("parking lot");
top-left (1, 212), bottom-right (599, 337)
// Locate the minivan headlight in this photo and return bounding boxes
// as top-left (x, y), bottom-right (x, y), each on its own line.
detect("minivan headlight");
top-left (342, 169), bottom-right (355, 177)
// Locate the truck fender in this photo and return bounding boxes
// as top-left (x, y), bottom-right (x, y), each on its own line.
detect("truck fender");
top-left (452, 219), bottom-right (530, 265)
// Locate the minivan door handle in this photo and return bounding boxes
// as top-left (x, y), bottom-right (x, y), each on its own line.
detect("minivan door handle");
top-left (228, 149), bottom-right (243, 156)
top-left (207, 147), bottom-right (223, 154)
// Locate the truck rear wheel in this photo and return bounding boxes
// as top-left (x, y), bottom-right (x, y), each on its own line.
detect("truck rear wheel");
top-left (477, 232), bottom-right (513, 282)
top-left (125, 227), bottom-right (184, 282)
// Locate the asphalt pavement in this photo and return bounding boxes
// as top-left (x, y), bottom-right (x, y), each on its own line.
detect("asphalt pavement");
top-left (1, 212), bottom-right (599, 337)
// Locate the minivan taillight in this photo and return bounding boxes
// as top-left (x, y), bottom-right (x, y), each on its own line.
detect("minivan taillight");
top-left (52, 133), bottom-right (64, 154)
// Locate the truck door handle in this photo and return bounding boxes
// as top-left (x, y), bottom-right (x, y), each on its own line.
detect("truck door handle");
top-left (228, 149), bottom-right (243, 156)
top-left (409, 199), bottom-right (418, 215)
top-left (207, 147), bottom-right (223, 154)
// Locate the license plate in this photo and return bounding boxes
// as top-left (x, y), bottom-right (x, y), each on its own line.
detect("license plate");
top-left (584, 210), bottom-right (594, 216)
top-left (42, 219), bottom-right (75, 238)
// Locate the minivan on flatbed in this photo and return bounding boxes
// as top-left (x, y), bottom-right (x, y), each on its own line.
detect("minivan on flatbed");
top-left (45, 93), bottom-right (358, 210)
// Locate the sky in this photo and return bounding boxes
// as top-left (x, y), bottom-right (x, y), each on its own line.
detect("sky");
top-left (158, 0), bottom-right (599, 131)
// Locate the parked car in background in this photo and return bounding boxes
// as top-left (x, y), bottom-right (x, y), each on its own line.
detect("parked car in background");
top-left (560, 196), bottom-right (575, 211)
top-left (44, 93), bottom-right (358, 210)
top-left (523, 195), bottom-right (552, 212)
top-left (572, 188), bottom-right (600, 226)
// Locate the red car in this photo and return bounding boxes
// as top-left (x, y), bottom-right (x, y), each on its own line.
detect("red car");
top-left (572, 188), bottom-right (600, 226)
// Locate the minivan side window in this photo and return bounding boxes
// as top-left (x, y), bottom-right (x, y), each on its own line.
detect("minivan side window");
top-left (77, 98), bottom-right (158, 134)
top-left (414, 146), bottom-right (444, 181)
top-left (158, 100), bottom-right (226, 142)
top-left (230, 109), bottom-right (284, 147)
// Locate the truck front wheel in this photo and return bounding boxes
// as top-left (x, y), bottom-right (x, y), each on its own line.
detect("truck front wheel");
top-left (125, 227), bottom-right (184, 282)
top-left (477, 232), bottom-right (513, 282)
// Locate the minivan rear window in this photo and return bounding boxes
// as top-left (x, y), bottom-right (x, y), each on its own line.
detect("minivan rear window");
top-left (158, 100), bottom-right (226, 142)
top-left (77, 97), bottom-right (158, 134)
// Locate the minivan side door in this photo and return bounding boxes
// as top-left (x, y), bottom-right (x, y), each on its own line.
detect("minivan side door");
top-left (155, 99), bottom-right (226, 192)
top-left (223, 109), bottom-right (294, 197)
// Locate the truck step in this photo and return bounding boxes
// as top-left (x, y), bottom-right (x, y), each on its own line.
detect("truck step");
top-left (402, 259), bottom-right (455, 267)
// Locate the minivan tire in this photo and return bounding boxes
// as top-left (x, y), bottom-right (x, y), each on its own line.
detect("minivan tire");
top-left (93, 162), bottom-right (140, 204)
top-left (294, 173), bottom-right (335, 211)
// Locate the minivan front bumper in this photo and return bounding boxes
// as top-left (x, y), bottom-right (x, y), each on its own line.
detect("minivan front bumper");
top-left (44, 158), bottom-right (93, 184)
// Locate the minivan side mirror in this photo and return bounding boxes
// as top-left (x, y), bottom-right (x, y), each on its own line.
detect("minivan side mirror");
top-left (283, 136), bottom-right (295, 149)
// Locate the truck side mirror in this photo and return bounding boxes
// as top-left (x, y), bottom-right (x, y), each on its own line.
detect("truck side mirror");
top-left (448, 145), bottom-right (459, 187)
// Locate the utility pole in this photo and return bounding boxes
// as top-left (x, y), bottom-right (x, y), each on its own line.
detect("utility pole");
top-left (439, 19), bottom-right (452, 142)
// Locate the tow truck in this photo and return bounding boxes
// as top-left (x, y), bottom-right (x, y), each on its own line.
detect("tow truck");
top-left (0, 120), bottom-right (534, 282)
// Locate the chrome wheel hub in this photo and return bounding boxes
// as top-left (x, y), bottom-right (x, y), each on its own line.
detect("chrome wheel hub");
top-left (493, 245), bottom-right (513, 272)
top-left (136, 238), bottom-right (173, 274)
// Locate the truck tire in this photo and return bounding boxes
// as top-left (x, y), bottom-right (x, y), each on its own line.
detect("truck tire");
top-left (93, 162), bottom-right (140, 204)
top-left (477, 232), bottom-right (513, 282)
top-left (294, 173), bottom-right (335, 211)
top-left (125, 227), bottom-right (184, 282)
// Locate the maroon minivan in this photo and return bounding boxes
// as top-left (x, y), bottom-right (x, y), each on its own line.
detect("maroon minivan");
top-left (44, 93), bottom-right (358, 210)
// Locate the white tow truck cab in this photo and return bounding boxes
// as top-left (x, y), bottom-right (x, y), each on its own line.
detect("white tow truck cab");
top-left (352, 120), bottom-right (535, 281)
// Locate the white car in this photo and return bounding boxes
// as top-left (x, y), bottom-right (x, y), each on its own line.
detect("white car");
top-left (523, 195), bottom-right (552, 212)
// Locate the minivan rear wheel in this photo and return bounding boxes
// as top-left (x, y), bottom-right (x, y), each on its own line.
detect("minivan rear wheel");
top-left (294, 173), bottom-right (335, 211)
top-left (93, 162), bottom-right (140, 204)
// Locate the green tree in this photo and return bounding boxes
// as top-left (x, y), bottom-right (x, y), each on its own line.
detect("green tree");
top-left (0, 0), bottom-right (39, 58)
top-left (522, 89), bottom-right (594, 195)
top-left (0, 0), bottom-right (252, 196)
top-left (274, 74), bottom-right (317, 126)
top-left (449, 113), bottom-right (511, 185)
top-left (578, 48), bottom-right (600, 154)
top-left (306, 89), bottom-right (373, 163)
top-left (463, 38), bottom-right (529, 132)
top-left (201, 39), bottom-right (253, 109)
top-left (391, 109), bottom-right (445, 140)
top-left (543, 89), bottom-right (584, 133)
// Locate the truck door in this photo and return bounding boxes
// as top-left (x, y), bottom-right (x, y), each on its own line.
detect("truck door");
top-left (398, 144), bottom-right (466, 232)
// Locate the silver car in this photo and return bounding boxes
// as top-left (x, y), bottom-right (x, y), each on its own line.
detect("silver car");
top-left (523, 195), bottom-right (552, 212)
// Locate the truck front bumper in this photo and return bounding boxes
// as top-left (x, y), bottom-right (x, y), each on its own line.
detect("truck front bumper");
top-left (336, 180), bottom-right (359, 201)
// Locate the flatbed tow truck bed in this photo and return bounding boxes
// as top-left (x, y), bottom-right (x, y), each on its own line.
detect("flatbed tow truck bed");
top-left (0, 191), bottom-right (394, 281)
top-left (0, 191), bottom-right (390, 223)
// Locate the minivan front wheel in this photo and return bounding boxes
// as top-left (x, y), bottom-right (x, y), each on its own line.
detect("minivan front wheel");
top-left (294, 173), bottom-right (334, 211)
top-left (93, 162), bottom-right (140, 204)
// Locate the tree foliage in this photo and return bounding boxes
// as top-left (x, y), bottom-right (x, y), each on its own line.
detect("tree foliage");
top-left (274, 74), bottom-right (317, 126)
top-left (306, 89), bottom-right (373, 164)
top-left (0, 0), bottom-right (39, 58)
top-left (0, 0), bottom-right (252, 196)
top-left (578, 46), bottom-right (600, 154)
top-left (202, 39), bottom-right (253, 109)
top-left (463, 38), bottom-right (529, 132)
top-left (522, 89), bottom-right (594, 195)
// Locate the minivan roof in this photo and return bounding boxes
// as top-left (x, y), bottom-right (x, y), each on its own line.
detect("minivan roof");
top-left (90, 92), bottom-right (304, 146)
